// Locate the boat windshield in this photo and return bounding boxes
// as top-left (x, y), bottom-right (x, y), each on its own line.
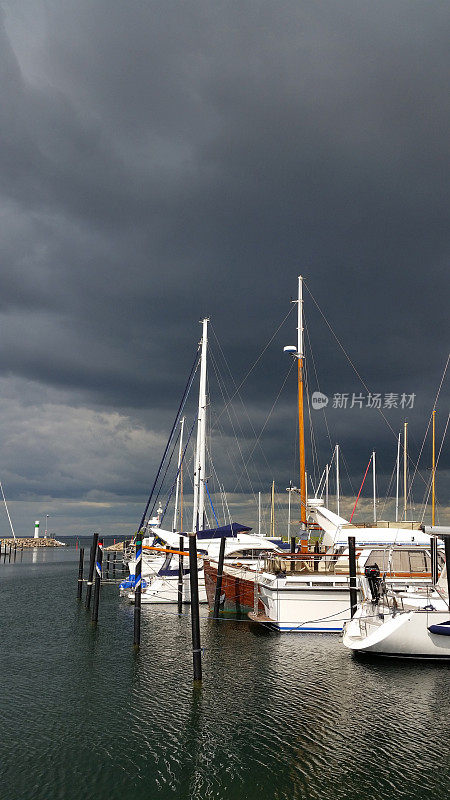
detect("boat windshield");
top-left (364, 548), bottom-right (438, 575)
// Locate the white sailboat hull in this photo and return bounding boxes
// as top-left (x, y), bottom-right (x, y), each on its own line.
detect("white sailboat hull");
top-left (343, 608), bottom-right (450, 658)
top-left (129, 571), bottom-right (208, 604)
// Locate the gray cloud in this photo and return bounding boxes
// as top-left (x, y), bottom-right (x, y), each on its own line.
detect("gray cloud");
top-left (0, 1), bottom-right (448, 533)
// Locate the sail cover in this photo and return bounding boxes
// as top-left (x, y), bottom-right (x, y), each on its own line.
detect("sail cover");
top-left (195, 523), bottom-right (252, 540)
top-left (148, 522), bottom-right (252, 549)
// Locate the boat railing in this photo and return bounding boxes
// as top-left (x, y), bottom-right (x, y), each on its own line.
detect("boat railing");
top-left (262, 551), bottom-right (356, 576)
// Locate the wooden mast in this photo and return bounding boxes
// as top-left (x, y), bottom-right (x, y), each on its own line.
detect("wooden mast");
top-left (284, 276), bottom-right (306, 552)
top-left (432, 409), bottom-right (436, 526)
top-left (180, 459), bottom-right (183, 531)
top-left (403, 421), bottom-right (408, 521)
top-left (395, 431), bottom-right (401, 522)
top-left (297, 276), bottom-right (307, 548)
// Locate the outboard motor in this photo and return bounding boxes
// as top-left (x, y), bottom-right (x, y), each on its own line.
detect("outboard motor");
top-left (365, 563), bottom-right (381, 603)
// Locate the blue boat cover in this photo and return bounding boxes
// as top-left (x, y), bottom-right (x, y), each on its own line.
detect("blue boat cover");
top-left (428, 620), bottom-right (450, 636)
top-left (180, 522), bottom-right (252, 540)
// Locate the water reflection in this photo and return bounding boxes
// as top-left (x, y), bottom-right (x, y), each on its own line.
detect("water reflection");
top-left (1, 557), bottom-right (449, 800)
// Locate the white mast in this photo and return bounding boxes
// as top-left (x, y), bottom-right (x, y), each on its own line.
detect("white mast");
top-left (372, 451), bottom-right (377, 523)
top-left (192, 318), bottom-right (208, 532)
top-left (286, 481), bottom-right (292, 541)
top-left (172, 416), bottom-right (185, 532)
top-left (258, 491), bottom-right (261, 536)
top-left (395, 432), bottom-right (401, 523)
top-left (0, 481), bottom-right (16, 541)
top-left (325, 463), bottom-right (329, 508)
top-left (336, 444), bottom-right (340, 517)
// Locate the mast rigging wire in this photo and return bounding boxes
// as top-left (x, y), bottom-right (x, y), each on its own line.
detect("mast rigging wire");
top-left (210, 327), bottom-right (276, 493)
top-left (208, 346), bottom-right (261, 502)
top-left (408, 353), bottom-right (449, 508)
top-left (348, 455), bottom-right (373, 523)
top-left (158, 417), bottom-right (197, 527)
top-left (213, 305), bottom-right (295, 426)
top-left (304, 282), bottom-right (435, 491)
top-left (137, 348), bottom-right (200, 532)
top-left (419, 411), bottom-right (450, 523)
top-left (231, 359), bottom-right (296, 494)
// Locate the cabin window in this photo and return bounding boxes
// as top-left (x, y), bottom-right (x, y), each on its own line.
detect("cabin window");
top-left (365, 549), bottom-right (431, 574)
top-left (409, 552), bottom-right (428, 573)
top-left (227, 549), bottom-right (268, 559)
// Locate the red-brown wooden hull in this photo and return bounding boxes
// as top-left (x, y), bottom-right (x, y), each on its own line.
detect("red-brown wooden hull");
top-left (203, 559), bottom-right (264, 614)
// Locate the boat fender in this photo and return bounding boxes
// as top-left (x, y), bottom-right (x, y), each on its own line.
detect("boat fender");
top-left (428, 620), bottom-right (450, 636)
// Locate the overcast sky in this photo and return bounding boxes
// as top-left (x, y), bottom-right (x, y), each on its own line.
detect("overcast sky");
top-left (0, 1), bottom-right (449, 537)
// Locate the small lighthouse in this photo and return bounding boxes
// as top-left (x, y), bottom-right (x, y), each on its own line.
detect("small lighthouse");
top-left (34, 520), bottom-right (40, 539)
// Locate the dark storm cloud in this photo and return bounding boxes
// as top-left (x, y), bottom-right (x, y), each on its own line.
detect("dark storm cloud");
top-left (0, 1), bottom-right (448, 527)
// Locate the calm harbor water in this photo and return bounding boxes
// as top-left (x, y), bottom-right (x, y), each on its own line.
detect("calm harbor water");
top-left (1, 542), bottom-right (449, 800)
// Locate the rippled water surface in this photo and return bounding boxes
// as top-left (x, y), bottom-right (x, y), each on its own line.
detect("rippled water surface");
top-left (1, 544), bottom-right (449, 800)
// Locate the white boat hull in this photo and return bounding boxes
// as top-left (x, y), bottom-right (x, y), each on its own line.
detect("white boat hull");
top-left (129, 571), bottom-right (208, 604)
top-left (343, 608), bottom-right (450, 658)
top-left (258, 579), bottom-right (352, 632)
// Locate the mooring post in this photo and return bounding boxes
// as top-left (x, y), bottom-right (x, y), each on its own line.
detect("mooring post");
top-left (213, 537), bottom-right (226, 619)
top-left (77, 547), bottom-right (85, 601)
top-left (178, 535), bottom-right (184, 614)
top-left (431, 536), bottom-right (438, 585)
top-left (133, 533), bottom-right (143, 649)
top-left (348, 536), bottom-right (358, 618)
top-left (105, 553), bottom-right (110, 579)
top-left (91, 538), bottom-right (103, 624)
top-left (188, 532), bottom-right (202, 682)
top-left (85, 533), bottom-right (99, 610)
top-left (113, 551), bottom-right (117, 577)
top-left (290, 536), bottom-right (296, 553)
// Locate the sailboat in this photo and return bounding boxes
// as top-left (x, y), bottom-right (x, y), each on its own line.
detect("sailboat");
top-left (122, 318), bottom-right (283, 604)
top-left (204, 276), bottom-right (435, 630)
top-left (342, 530), bottom-right (450, 659)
